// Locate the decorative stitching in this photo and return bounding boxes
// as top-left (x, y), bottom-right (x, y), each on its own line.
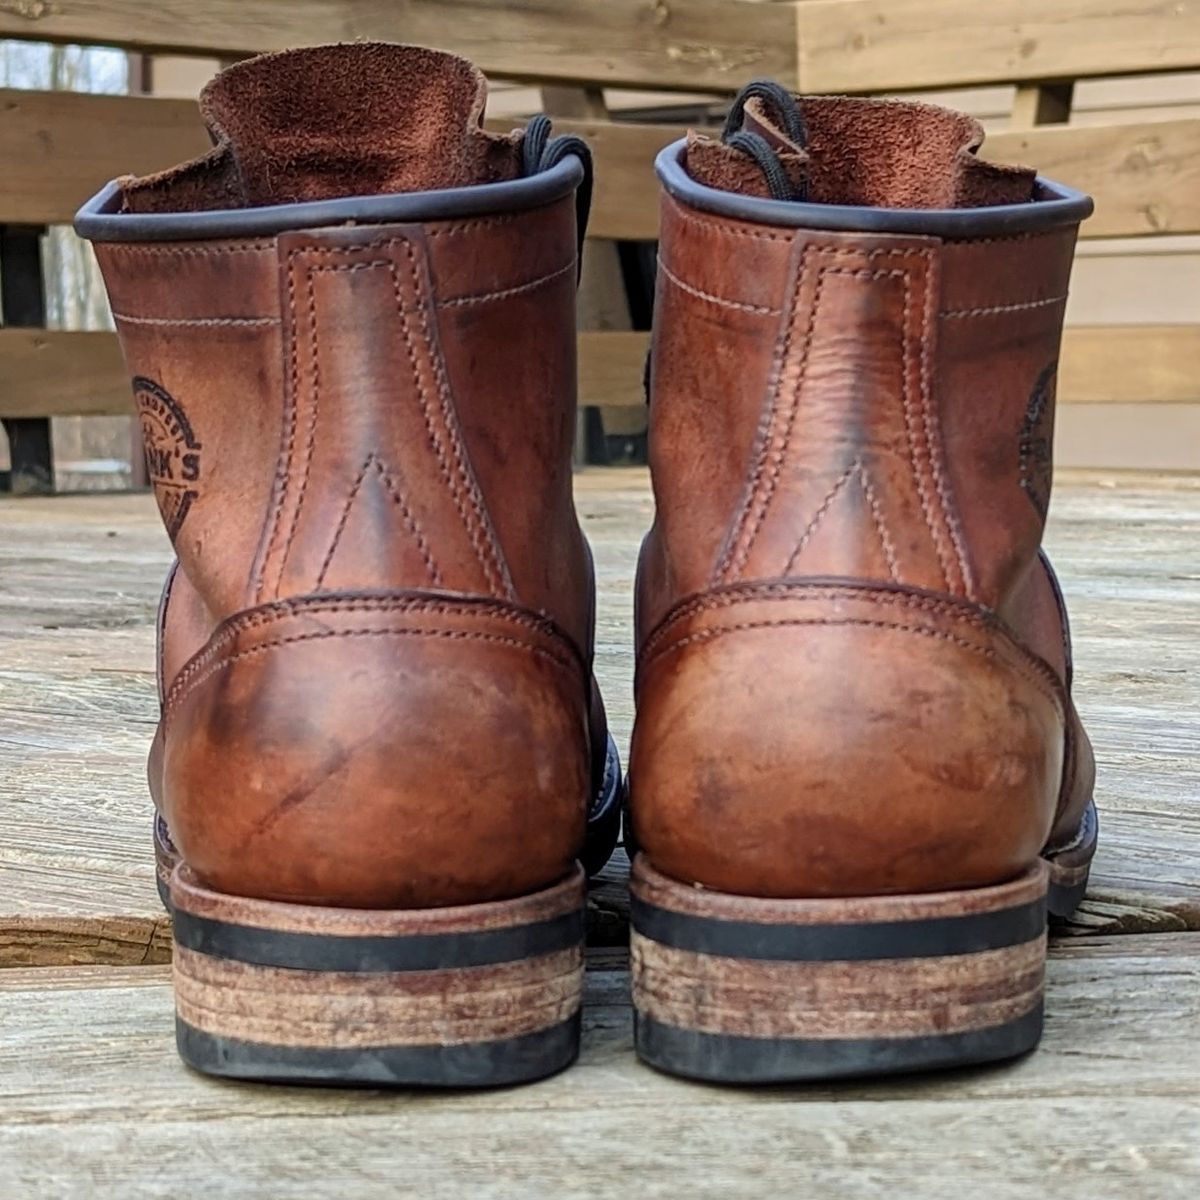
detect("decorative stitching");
top-left (112, 312), bottom-right (278, 328)
top-left (895, 256), bottom-right (954, 592)
top-left (916, 247), bottom-right (974, 597)
top-left (715, 244), bottom-right (816, 581)
top-left (942, 295), bottom-right (1068, 319)
top-left (641, 615), bottom-right (1063, 711)
top-left (664, 616), bottom-right (990, 660)
top-left (252, 249), bottom-right (303, 601)
top-left (668, 196), bottom-right (795, 243)
top-left (166, 594), bottom-right (570, 710)
top-left (427, 214), bottom-right (526, 237)
top-left (440, 259), bottom-right (575, 307)
top-left (858, 465), bottom-right (901, 582)
top-left (316, 454), bottom-right (441, 589)
top-left (715, 248), bottom-right (948, 586)
top-left (104, 241), bottom-right (275, 257)
top-left (399, 240), bottom-right (516, 601)
top-left (656, 256), bottom-right (780, 316)
top-left (276, 262), bottom-right (324, 585)
top-left (640, 583), bottom-right (992, 662)
top-left (165, 625), bottom-right (580, 723)
top-left (781, 462), bottom-right (857, 576)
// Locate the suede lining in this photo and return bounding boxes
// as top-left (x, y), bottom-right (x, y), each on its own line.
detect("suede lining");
top-left (688, 95), bottom-right (1036, 210)
top-left (120, 43), bottom-right (523, 214)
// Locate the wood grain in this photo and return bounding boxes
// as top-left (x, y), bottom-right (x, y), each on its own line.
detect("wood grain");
top-left (795, 0), bottom-right (1200, 93)
top-left (985, 118), bottom-right (1200, 239)
top-left (0, 470), bottom-right (1197, 963)
top-left (0, 937), bottom-right (1197, 1197)
top-left (0, 329), bottom-right (129, 418)
top-left (0, 0), bottom-right (797, 91)
top-left (7, 86), bottom-right (1200, 242)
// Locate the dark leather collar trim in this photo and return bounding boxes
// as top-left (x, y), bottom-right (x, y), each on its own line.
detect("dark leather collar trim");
top-left (656, 139), bottom-right (1093, 237)
top-left (75, 155), bottom-right (584, 243)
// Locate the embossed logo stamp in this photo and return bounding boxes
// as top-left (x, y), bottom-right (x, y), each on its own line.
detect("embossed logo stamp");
top-left (1019, 361), bottom-right (1057, 520)
top-left (133, 376), bottom-right (202, 538)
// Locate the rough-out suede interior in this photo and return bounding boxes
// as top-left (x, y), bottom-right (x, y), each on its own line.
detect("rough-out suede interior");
top-left (687, 95), bottom-right (1038, 209)
top-left (118, 43), bottom-right (524, 213)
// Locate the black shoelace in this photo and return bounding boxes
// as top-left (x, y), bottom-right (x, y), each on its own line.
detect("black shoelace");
top-left (721, 78), bottom-right (809, 202)
top-left (522, 114), bottom-right (594, 278)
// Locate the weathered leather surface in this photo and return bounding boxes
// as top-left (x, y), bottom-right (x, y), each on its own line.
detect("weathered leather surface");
top-left (97, 195), bottom-right (604, 908)
top-left (631, 190), bottom-right (1094, 898)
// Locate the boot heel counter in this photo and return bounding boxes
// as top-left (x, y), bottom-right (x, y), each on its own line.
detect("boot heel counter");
top-left (162, 595), bottom-right (589, 908)
top-left (630, 587), bottom-right (1065, 898)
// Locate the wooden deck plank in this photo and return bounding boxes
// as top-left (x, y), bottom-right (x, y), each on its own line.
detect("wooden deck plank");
top-left (1, 935), bottom-right (1198, 1197)
top-left (0, 469), bottom-right (1196, 965)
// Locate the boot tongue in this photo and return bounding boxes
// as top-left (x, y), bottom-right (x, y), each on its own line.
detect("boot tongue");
top-left (688, 94), bottom-right (1036, 210)
top-left (199, 43), bottom-right (520, 206)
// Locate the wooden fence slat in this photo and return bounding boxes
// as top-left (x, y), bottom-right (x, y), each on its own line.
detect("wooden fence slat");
top-left (0, 330), bottom-right (129, 418)
top-left (0, 0), bottom-right (798, 91)
top-left (795, 0), bottom-right (1200, 93)
top-left (0, 90), bottom-right (210, 228)
top-left (5, 89), bottom-right (1200, 241)
top-left (3, 326), bottom-right (1197, 418)
top-left (5, 1), bottom-right (1200, 93)
top-left (984, 119), bottom-right (1200, 240)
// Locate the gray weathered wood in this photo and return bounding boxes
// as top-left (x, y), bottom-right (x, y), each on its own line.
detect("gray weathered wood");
top-left (0, 470), bottom-right (1196, 964)
top-left (0, 936), bottom-right (1197, 1197)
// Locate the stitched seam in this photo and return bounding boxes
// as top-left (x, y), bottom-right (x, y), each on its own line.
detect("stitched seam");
top-left (427, 214), bottom-right (525, 237)
top-left (314, 455), bottom-right (442, 590)
top-left (112, 312), bottom-right (278, 328)
top-left (942, 295), bottom-right (1067, 318)
top-left (104, 242), bottom-right (275, 257)
top-left (917, 247), bottom-right (974, 597)
top-left (253, 251), bottom-right (302, 601)
top-left (640, 585), bottom-right (992, 661)
top-left (717, 246), bottom-right (816, 580)
top-left (276, 262), bottom-right (325, 583)
top-left (782, 461), bottom-right (857, 576)
top-left (371, 457), bottom-right (443, 587)
top-left (656, 256), bottom-right (780, 316)
top-left (165, 596), bottom-right (564, 708)
top-left (944, 231), bottom-right (1055, 248)
top-left (642, 616), bottom-right (1062, 709)
top-left (858, 464), bottom-right (901, 582)
top-left (399, 240), bottom-right (515, 601)
top-left (166, 626), bottom-right (578, 722)
top-left (440, 259), bottom-right (575, 307)
top-left (669, 197), bottom-right (794, 243)
top-left (896, 258), bottom-right (954, 591)
top-left (717, 249), bottom-right (933, 584)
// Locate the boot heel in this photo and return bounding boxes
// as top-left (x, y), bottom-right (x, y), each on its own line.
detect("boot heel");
top-left (631, 856), bottom-right (1048, 1083)
top-left (170, 865), bottom-right (585, 1087)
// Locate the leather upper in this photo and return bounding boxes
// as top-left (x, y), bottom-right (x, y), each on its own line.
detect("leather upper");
top-left (631, 180), bottom-right (1095, 899)
top-left (94, 193), bottom-right (601, 908)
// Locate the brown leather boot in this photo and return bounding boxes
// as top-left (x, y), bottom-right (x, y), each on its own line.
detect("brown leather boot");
top-left (76, 43), bottom-right (620, 1087)
top-left (628, 84), bottom-right (1097, 1082)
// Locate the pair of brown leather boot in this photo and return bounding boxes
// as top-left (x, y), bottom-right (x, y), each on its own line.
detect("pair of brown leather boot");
top-left (79, 44), bottom-right (1097, 1087)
